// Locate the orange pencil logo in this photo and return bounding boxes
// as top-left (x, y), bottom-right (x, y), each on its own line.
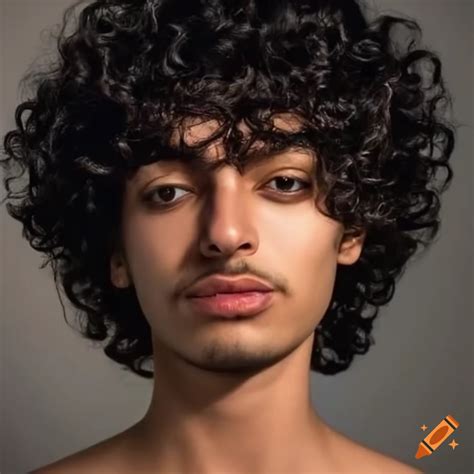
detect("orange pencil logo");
top-left (415, 414), bottom-right (459, 459)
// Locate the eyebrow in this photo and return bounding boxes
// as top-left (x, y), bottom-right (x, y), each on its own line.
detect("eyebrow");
top-left (134, 146), bottom-right (316, 186)
top-left (163, 145), bottom-right (314, 170)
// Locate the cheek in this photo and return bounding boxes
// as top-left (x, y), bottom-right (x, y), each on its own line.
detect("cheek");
top-left (121, 215), bottom-right (191, 325)
top-left (265, 205), bottom-right (340, 265)
top-left (268, 212), bottom-right (340, 313)
top-left (304, 244), bottom-right (339, 319)
top-left (122, 212), bottom-right (191, 292)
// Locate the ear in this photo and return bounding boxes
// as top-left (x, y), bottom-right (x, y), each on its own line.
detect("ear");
top-left (110, 249), bottom-right (132, 289)
top-left (336, 229), bottom-right (367, 266)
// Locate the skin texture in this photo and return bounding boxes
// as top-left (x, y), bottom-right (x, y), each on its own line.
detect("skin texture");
top-left (32, 115), bottom-right (422, 474)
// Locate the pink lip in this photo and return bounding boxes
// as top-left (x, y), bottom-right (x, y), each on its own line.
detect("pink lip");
top-left (187, 291), bottom-right (275, 319)
top-left (185, 275), bottom-right (275, 298)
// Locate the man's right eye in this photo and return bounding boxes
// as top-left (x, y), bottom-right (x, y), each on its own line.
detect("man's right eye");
top-left (143, 185), bottom-right (191, 207)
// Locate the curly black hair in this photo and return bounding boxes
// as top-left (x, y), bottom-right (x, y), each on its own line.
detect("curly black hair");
top-left (1, 0), bottom-right (455, 378)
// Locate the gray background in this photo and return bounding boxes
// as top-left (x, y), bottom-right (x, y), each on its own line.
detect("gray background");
top-left (0, 1), bottom-right (472, 473)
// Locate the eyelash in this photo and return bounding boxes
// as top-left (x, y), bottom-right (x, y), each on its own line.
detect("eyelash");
top-left (143, 175), bottom-right (312, 207)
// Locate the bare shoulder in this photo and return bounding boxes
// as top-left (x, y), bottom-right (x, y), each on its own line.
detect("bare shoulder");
top-left (30, 425), bottom-right (140, 474)
top-left (325, 425), bottom-right (423, 474)
top-left (31, 440), bottom-right (122, 474)
top-left (359, 449), bottom-right (424, 474)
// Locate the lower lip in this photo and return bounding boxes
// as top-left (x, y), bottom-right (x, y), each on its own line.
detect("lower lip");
top-left (187, 291), bottom-right (275, 318)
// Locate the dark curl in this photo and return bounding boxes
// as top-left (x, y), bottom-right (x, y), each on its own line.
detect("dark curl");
top-left (1, 0), bottom-right (455, 377)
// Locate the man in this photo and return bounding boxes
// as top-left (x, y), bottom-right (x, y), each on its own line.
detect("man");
top-left (34, 115), bottom-right (422, 473)
top-left (1, 0), bottom-right (452, 472)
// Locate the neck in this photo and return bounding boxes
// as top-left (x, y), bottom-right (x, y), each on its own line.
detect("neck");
top-left (130, 333), bottom-right (335, 474)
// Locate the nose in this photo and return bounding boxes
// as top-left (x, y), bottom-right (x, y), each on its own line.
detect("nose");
top-left (198, 170), bottom-right (258, 259)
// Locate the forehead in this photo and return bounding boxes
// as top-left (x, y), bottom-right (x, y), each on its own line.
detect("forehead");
top-left (171, 112), bottom-right (306, 151)
top-left (131, 112), bottom-right (316, 183)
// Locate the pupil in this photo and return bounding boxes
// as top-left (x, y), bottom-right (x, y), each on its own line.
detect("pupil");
top-left (276, 177), bottom-right (294, 191)
top-left (159, 187), bottom-right (175, 201)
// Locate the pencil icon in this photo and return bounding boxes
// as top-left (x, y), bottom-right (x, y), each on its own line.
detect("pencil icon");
top-left (415, 414), bottom-right (459, 459)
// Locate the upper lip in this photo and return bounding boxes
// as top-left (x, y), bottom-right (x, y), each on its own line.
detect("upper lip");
top-left (186, 275), bottom-right (275, 297)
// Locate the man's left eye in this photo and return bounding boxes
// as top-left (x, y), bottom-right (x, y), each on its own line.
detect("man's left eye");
top-left (265, 176), bottom-right (312, 193)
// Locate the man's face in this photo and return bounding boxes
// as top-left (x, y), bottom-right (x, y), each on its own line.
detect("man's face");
top-left (111, 114), bottom-right (365, 372)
